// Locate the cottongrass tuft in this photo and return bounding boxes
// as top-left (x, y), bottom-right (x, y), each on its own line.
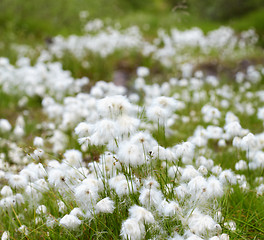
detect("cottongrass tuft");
top-left (60, 214), bottom-right (82, 230)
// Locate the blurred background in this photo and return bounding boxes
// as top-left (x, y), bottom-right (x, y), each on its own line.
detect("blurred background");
top-left (0, 0), bottom-right (263, 83)
top-left (0, 0), bottom-right (264, 42)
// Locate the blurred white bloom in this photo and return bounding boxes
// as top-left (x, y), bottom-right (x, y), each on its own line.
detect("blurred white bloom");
top-left (63, 149), bottom-right (83, 167)
top-left (60, 214), bottom-right (81, 230)
top-left (163, 200), bottom-right (181, 217)
top-left (1, 231), bottom-right (10, 240)
top-left (58, 200), bottom-right (67, 213)
top-left (240, 133), bottom-right (257, 151)
top-left (128, 205), bottom-right (155, 224)
top-left (31, 148), bottom-right (44, 161)
top-left (90, 119), bottom-right (119, 145)
top-left (256, 184), bottom-right (264, 196)
top-left (74, 183), bottom-right (99, 210)
top-left (95, 197), bottom-right (115, 214)
top-left (1, 186), bottom-right (13, 197)
top-left (219, 170), bottom-right (237, 185)
top-left (224, 221), bottom-right (236, 231)
top-left (70, 208), bottom-right (85, 218)
top-left (168, 166), bottom-right (181, 179)
top-left (188, 209), bottom-right (221, 237)
top-left (146, 105), bottom-right (170, 124)
top-left (8, 174), bottom-right (27, 189)
top-left (18, 225), bottom-right (29, 236)
top-left (13, 125), bottom-right (24, 137)
top-left (207, 176), bottom-right (224, 198)
top-left (137, 66), bottom-right (149, 77)
top-left (143, 177), bottom-right (160, 189)
top-left (206, 126), bottom-right (223, 140)
top-left (139, 187), bottom-right (163, 208)
top-left (170, 233), bottom-right (184, 240)
top-left (115, 179), bottom-right (137, 196)
top-left (97, 95), bottom-right (133, 119)
top-left (46, 216), bottom-right (57, 228)
top-left (48, 169), bottom-right (68, 188)
top-left (220, 233), bottom-right (229, 240)
top-left (0, 119), bottom-right (12, 132)
top-left (257, 107), bottom-right (264, 121)
top-left (218, 139), bottom-right (226, 147)
top-left (36, 205), bottom-right (47, 215)
top-left (118, 141), bottom-right (145, 166)
top-left (188, 176), bottom-right (207, 195)
top-left (82, 177), bottom-right (104, 192)
top-left (35, 217), bottom-right (43, 225)
top-left (202, 105), bottom-right (221, 123)
top-left (224, 122), bottom-right (242, 137)
top-left (232, 136), bottom-right (242, 148)
top-left (120, 218), bottom-right (144, 240)
top-left (198, 165), bottom-right (208, 175)
top-left (75, 122), bottom-right (93, 137)
top-left (33, 137), bottom-right (44, 147)
top-left (235, 160), bottom-right (247, 171)
top-left (117, 115), bottom-right (140, 136)
top-left (79, 10), bottom-right (89, 20)
top-left (209, 237), bottom-right (220, 240)
top-left (181, 165), bottom-right (200, 182)
top-left (174, 142), bottom-right (195, 164)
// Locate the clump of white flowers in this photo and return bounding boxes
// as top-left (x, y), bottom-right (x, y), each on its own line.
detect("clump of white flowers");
top-left (60, 214), bottom-right (82, 230)
top-left (0, 19), bottom-right (263, 240)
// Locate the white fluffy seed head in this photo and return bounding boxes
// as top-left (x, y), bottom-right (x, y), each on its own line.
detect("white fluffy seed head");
top-left (207, 176), bottom-right (224, 198)
top-left (115, 179), bottom-right (137, 196)
top-left (97, 95), bottom-right (133, 119)
top-left (1, 231), bottom-right (10, 240)
top-left (235, 160), bottom-right (248, 171)
top-left (163, 201), bottom-right (181, 217)
top-left (8, 174), bottom-right (28, 189)
top-left (224, 121), bottom-right (242, 137)
top-left (118, 142), bottom-right (145, 167)
top-left (139, 187), bottom-right (163, 208)
top-left (120, 218), bottom-right (144, 240)
top-left (36, 205), bottom-right (47, 215)
top-left (33, 137), bottom-right (44, 147)
top-left (74, 183), bottom-right (99, 210)
top-left (1, 186), bottom-right (13, 197)
top-left (143, 177), bottom-right (160, 189)
top-left (128, 205), bottom-right (155, 224)
top-left (220, 234), bottom-right (229, 240)
top-left (95, 197), bottom-right (115, 214)
top-left (181, 165), bottom-right (201, 182)
top-left (0, 119), bottom-right (12, 132)
top-left (60, 214), bottom-right (81, 230)
top-left (63, 149), bottom-right (83, 167)
top-left (188, 176), bottom-right (207, 195)
top-left (70, 208), bottom-right (85, 218)
top-left (137, 66), bottom-right (149, 77)
top-left (75, 122), bottom-right (93, 137)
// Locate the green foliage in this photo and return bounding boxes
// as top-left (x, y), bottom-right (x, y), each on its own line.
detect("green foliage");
top-left (221, 187), bottom-right (264, 239)
top-left (230, 8), bottom-right (264, 46)
top-left (188, 0), bottom-right (264, 21)
top-left (0, 0), bottom-right (162, 41)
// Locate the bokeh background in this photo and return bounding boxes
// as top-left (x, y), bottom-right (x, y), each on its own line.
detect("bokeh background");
top-left (1, 0), bottom-right (264, 43)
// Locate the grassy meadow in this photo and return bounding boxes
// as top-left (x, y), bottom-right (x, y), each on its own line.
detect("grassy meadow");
top-left (0, 1), bottom-right (264, 239)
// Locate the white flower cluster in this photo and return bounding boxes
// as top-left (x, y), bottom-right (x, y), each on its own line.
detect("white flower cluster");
top-left (49, 26), bottom-right (143, 59)
top-left (1, 62), bottom-right (264, 239)
top-left (0, 19), bottom-right (264, 239)
top-left (0, 58), bottom-right (88, 100)
top-left (10, 21), bottom-right (259, 68)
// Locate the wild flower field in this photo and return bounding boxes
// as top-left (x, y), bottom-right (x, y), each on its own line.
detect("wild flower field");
top-left (0, 16), bottom-right (264, 240)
